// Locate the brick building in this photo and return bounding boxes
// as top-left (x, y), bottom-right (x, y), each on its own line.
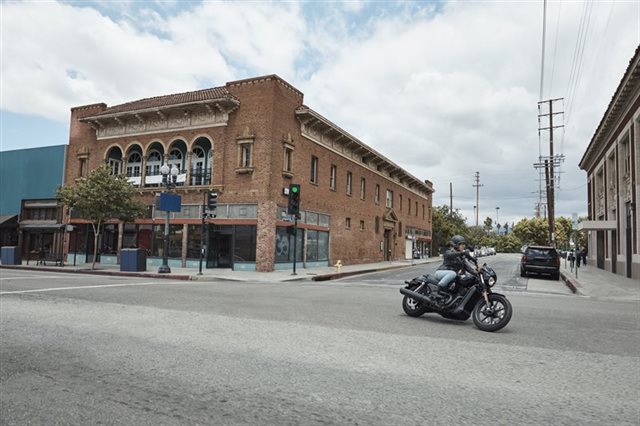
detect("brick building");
top-left (579, 46), bottom-right (639, 279)
top-left (66, 75), bottom-right (433, 272)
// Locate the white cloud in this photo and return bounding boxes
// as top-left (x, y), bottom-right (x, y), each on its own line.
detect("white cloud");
top-left (1, 0), bottom-right (638, 225)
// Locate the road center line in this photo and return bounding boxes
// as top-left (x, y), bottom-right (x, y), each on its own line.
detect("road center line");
top-left (0, 281), bottom-right (192, 295)
top-left (0, 275), bottom-right (89, 281)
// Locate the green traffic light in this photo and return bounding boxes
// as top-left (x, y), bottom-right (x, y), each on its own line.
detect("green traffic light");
top-left (292, 186), bottom-right (299, 193)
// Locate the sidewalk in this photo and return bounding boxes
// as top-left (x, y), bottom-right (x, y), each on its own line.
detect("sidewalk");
top-left (0, 257), bottom-right (442, 283)
top-left (559, 261), bottom-right (640, 302)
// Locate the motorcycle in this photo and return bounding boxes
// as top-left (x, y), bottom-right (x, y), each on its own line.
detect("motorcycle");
top-left (399, 263), bottom-right (512, 332)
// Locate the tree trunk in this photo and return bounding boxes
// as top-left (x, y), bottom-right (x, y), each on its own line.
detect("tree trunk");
top-left (91, 221), bottom-right (101, 270)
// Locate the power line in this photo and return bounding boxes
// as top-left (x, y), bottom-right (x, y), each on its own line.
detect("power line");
top-left (539, 0), bottom-right (548, 101)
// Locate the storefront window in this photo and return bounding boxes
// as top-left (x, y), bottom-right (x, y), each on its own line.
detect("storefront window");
top-left (233, 225), bottom-right (256, 262)
top-left (275, 227), bottom-right (303, 263)
top-left (138, 225), bottom-right (152, 254)
top-left (306, 230), bottom-right (329, 261)
top-left (187, 225), bottom-right (203, 259)
top-left (122, 224), bottom-right (137, 248)
top-left (151, 224), bottom-right (182, 258)
top-left (101, 224), bottom-right (118, 254)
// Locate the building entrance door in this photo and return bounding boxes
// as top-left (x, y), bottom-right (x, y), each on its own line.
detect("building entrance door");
top-left (207, 225), bottom-right (232, 268)
top-left (626, 202), bottom-right (632, 278)
top-left (611, 230), bottom-right (617, 274)
top-left (383, 229), bottom-right (391, 261)
top-left (596, 231), bottom-right (605, 269)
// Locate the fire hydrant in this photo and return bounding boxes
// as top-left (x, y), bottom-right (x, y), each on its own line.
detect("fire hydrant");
top-left (335, 260), bottom-right (343, 273)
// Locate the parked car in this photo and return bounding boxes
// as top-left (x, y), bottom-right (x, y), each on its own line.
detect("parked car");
top-left (520, 246), bottom-right (560, 280)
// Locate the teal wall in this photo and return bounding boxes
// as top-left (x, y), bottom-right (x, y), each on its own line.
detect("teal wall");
top-left (0, 145), bottom-right (67, 215)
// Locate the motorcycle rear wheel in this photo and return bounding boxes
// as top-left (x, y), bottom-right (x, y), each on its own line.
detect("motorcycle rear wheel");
top-left (402, 294), bottom-right (432, 317)
top-left (472, 294), bottom-right (512, 332)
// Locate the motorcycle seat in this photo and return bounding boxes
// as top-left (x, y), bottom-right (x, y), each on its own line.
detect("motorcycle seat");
top-left (424, 274), bottom-right (440, 285)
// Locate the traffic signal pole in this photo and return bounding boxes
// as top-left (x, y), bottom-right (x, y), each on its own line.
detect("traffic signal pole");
top-left (198, 192), bottom-right (205, 275)
top-left (292, 217), bottom-right (298, 275)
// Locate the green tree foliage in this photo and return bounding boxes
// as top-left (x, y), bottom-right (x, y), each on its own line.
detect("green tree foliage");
top-left (512, 217), bottom-right (549, 246)
top-left (483, 216), bottom-right (493, 233)
top-left (432, 205), bottom-right (467, 253)
top-left (495, 232), bottom-right (522, 253)
top-left (57, 165), bottom-right (146, 269)
top-left (555, 217), bottom-right (574, 250)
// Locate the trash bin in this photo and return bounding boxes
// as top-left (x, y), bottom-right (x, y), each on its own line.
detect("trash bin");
top-left (120, 248), bottom-right (147, 272)
top-left (1, 246), bottom-right (21, 265)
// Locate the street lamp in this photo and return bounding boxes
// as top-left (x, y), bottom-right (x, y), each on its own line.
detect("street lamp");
top-left (158, 163), bottom-right (179, 273)
top-left (496, 206), bottom-right (500, 225)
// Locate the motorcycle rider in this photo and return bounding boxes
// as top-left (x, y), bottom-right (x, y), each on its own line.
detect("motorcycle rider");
top-left (434, 235), bottom-right (478, 296)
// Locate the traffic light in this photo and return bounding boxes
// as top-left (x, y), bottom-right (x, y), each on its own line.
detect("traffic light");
top-left (207, 191), bottom-right (218, 210)
top-left (287, 184), bottom-right (300, 217)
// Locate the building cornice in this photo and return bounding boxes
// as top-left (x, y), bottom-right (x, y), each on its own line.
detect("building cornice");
top-left (296, 106), bottom-right (434, 196)
top-left (579, 46), bottom-right (640, 172)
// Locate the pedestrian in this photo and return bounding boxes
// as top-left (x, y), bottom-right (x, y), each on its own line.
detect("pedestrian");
top-left (576, 247), bottom-right (581, 267)
top-left (568, 250), bottom-right (575, 270)
top-left (581, 249), bottom-right (587, 266)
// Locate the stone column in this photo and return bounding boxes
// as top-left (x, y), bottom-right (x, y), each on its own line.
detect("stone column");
top-left (185, 151), bottom-right (192, 186)
top-left (117, 221), bottom-right (124, 263)
top-left (256, 200), bottom-right (277, 272)
top-left (181, 223), bottom-right (188, 267)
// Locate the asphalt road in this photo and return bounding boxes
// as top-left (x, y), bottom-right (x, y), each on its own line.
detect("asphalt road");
top-left (1, 255), bottom-right (638, 425)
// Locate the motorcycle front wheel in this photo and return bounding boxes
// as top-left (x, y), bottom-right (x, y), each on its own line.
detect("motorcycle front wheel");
top-left (472, 294), bottom-right (512, 332)
top-left (402, 293), bottom-right (432, 317)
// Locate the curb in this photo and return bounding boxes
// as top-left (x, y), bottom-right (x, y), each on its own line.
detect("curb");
top-left (312, 262), bottom-right (423, 282)
top-left (0, 265), bottom-right (192, 281)
top-left (560, 271), bottom-right (582, 294)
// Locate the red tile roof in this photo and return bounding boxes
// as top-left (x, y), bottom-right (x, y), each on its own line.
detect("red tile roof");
top-left (89, 86), bottom-right (237, 117)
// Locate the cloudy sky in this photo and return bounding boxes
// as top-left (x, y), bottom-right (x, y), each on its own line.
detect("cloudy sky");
top-left (1, 0), bottom-right (639, 226)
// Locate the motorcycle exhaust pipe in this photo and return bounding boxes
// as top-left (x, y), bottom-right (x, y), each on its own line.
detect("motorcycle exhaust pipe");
top-left (399, 287), bottom-right (432, 305)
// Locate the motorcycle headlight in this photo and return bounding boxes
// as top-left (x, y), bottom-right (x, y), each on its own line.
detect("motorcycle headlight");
top-left (488, 276), bottom-right (496, 287)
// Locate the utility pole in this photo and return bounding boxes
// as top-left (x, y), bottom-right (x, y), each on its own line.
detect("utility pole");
top-left (536, 98), bottom-right (564, 247)
top-left (472, 171), bottom-right (483, 227)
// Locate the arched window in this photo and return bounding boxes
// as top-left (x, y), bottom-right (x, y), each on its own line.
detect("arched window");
top-left (146, 150), bottom-right (162, 176)
top-left (191, 147), bottom-right (206, 185)
top-left (168, 148), bottom-right (183, 171)
top-left (126, 152), bottom-right (142, 177)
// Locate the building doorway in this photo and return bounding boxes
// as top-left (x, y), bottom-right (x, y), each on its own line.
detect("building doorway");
top-left (626, 202), bottom-right (632, 278)
top-left (596, 231), bottom-right (605, 269)
top-left (207, 225), bottom-right (232, 268)
top-left (383, 229), bottom-right (391, 261)
top-left (611, 230), bottom-right (617, 274)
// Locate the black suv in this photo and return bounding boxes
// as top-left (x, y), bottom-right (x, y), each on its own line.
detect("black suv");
top-left (520, 246), bottom-right (560, 280)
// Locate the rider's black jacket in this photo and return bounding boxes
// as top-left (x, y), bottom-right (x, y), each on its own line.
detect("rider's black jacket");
top-left (437, 248), bottom-right (477, 273)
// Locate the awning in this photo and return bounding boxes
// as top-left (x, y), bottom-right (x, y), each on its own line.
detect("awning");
top-left (0, 214), bottom-right (18, 226)
top-left (19, 224), bottom-right (65, 232)
top-left (577, 220), bottom-right (617, 231)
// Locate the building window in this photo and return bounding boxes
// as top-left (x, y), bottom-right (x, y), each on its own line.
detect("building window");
top-left (346, 217), bottom-right (351, 229)
top-left (399, 194), bottom-right (402, 212)
top-left (422, 204), bottom-right (425, 220)
top-left (408, 198), bottom-right (411, 214)
top-left (79, 158), bottom-right (87, 177)
top-left (329, 164), bottom-right (337, 190)
top-left (146, 150), bottom-right (162, 176)
top-left (398, 222), bottom-right (403, 236)
top-left (284, 146), bottom-right (293, 173)
top-left (108, 158), bottom-right (121, 176)
top-left (360, 220), bottom-right (365, 231)
top-left (386, 190), bottom-right (393, 208)
top-left (346, 171), bottom-right (352, 195)
top-left (415, 201), bottom-right (418, 216)
top-left (126, 152), bottom-right (142, 177)
top-left (310, 156), bottom-right (318, 184)
top-left (375, 184), bottom-right (380, 204)
top-left (375, 216), bottom-right (380, 233)
top-left (240, 143), bottom-right (252, 168)
top-left (360, 178), bottom-right (366, 200)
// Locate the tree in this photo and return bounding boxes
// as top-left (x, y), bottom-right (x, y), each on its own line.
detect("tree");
top-left (555, 217), bottom-right (574, 250)
top-left (57, 165), bottom-right (146, 269)
top-left (512, 217), bottom-right (548, 246)
top-left (495, 232), bottom-right (522, 253)
top-left (483, 217), bottom-right (493, 234)
top-left (432, 205), bottom-right (467, 253)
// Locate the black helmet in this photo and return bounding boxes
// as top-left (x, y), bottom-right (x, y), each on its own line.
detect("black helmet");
top-left (451, 235), bottom-right (466, 247)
